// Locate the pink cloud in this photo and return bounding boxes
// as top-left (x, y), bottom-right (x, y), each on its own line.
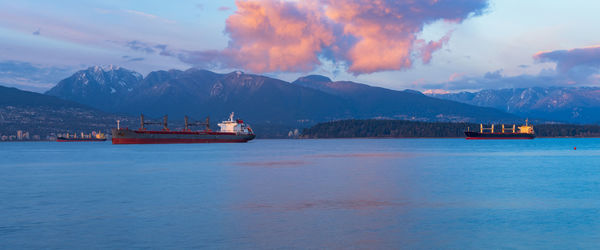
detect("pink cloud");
top-left (448, 72), bottom-right (465, 81)
top-left (417, 32), bottom-right (452, 64)
top-left (197, 0), bottom-right (335, 73)
top-left (186, 0), bottom-right (488, 74)
top-left (423, 89), bottom-right (450, 95)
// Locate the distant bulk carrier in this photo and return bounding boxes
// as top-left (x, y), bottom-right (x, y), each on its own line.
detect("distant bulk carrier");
top-left (57, 131), bottom-right (107, 142)
top-left (464, 119), bottom-right (535, 139)
top-left (112, 112), bottom-right (255, 144)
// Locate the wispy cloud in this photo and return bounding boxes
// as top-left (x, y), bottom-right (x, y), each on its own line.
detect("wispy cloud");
top-left (123, 9), bottom-right (176, 24)
top-left (422, 71), bottom-right (563, 91)
top-left (422, 45), bottom-right (600, 91)
top-left (534, 45), bottom-right (600, 81)
top-left (115, 40), bottom-right (172, 56)
top-left (448, 72), bottom-right (465, 82)
top-left (124, 40), bottom-right (156, 54)
top-left (417, 31), bottom-right (453, 64)
top-left (0, 61), bottom-right (76, 92)
top-left (127, 57), bottom-right (145, 62)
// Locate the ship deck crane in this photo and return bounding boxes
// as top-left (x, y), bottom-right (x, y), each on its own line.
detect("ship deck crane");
top-left (140, 114), bottom-right (169, 131)
top-left (184, 116), bottom-right (210, 131)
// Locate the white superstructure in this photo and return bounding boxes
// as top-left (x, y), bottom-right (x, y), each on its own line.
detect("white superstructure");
top-left (218, 112), bottom-right (253, 134)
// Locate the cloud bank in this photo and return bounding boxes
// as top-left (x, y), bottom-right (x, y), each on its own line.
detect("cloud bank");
top-left (424, 45), bottom-right (600, 91)
top-left (0, 61), bottom-right (76, 92)
top-left (534, 45), bottom-right (600, 82)
top-left (180, 0), bottom-right (488, 74)
top-left (534, 45), bottom-right (600, 72)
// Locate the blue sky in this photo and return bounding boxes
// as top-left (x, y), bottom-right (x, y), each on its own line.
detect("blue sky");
top-left (0, 0), bottom-right (599, 92)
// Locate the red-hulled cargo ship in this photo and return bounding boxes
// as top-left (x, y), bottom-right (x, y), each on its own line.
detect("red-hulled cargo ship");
top-left (465, 119), bottom-right (535, 140)
top-left (112, 113), bottom-right (255, 144)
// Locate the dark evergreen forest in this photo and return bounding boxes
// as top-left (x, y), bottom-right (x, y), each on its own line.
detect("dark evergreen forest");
top-left (302, 120), bottom-right (600, 138)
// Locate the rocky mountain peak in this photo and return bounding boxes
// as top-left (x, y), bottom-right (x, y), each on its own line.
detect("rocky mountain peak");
top-left (45, 66), bottom-right (144, 110)
top-left (72, 65), bottom-right (142, 86)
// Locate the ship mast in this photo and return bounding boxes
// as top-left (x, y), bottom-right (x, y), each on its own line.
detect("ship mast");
top-left (185, 116), bottom-right (189, 131)
top-left (163, 115), bottom-right (168, 130)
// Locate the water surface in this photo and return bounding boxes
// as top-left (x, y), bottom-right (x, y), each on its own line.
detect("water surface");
top-left (1, 139), bottom-right (599, 249)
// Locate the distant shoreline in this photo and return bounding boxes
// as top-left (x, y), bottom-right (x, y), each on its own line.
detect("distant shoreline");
top-left (3, 136), bottom-right (600, 143)
top-left (301, 119), bottom-right (600, 139)
top-left (297, 136), bottom-right (600, 139)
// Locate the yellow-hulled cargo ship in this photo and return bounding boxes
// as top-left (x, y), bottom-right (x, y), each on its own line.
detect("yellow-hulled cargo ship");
top-left (57, 132), bottom-right (107, 142)
top-left (465, 119), bottom-right (535, 139)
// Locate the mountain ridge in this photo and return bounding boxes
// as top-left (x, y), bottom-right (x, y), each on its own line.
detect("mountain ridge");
top-left (45, 67), bottom-right (521, 126)
top-left (291, 74), bottom-right (519, 122)
top-left (428, 87), bottom-right (600, 124)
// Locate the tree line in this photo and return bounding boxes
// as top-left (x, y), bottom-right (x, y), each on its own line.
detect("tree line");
top-left (301, 119), bottom-right (600, 138)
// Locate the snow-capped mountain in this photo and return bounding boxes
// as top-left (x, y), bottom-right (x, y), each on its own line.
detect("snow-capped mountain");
top-left (428, 87), bottom-right (600, 124)
top-left (46, 65), bottom-right (143, 110)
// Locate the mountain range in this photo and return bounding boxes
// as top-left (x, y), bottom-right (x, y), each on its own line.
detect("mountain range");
top-left (6, 65), bottom-right (600, 139)
top-left (45, 66), bottom-right (519, 129)
top-left (428, 87), bottom-right (600, 124)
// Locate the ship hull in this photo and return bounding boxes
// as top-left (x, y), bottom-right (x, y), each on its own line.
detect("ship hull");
top-left (57, 137), bottom-right (107, 142)
top-left (112, 129), bottom-right (256, 144)
top-left (464, 131), bottom-right (535, 140)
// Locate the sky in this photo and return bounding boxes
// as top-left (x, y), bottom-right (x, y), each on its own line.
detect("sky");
top-left (0, 0), bottom-right (599, 93)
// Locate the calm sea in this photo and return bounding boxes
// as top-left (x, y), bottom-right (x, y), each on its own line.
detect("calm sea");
top-left (1, 139), bottom-right (600, 249)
